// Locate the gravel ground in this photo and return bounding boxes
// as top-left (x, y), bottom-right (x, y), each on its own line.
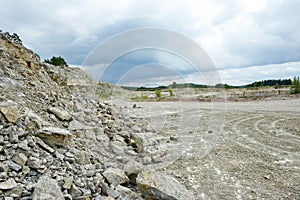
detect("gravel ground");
top-left (115, 98), bottom-right (300, 199)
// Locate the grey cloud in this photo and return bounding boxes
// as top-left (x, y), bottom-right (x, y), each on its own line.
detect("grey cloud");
top-left (98, 49), bottom-right (196, 83)
top-left (113, 61), bottom-right (300, 86)
top-left (116, 64), bottom-right (180, 85)
top-left (1, 0), bottom-right (299, 85)
top-left (219, 0), bottom-right (300, 68)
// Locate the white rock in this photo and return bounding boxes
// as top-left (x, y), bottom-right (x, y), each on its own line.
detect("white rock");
top-left (0, 178), bottom-right (18, 190)
top-left (0, 106), bottom-right (21, 123)
top-left (33, 176), bottom-right (64, 200)
top-left (12, 153), bottom-right (27, 166)
top-left (103, 168), bottom-right (129, 188)
top-left (37, 127), bottom-right (72, 146)
top-left (48, 107), bottom-right (72, 121)
top-left (137, 171), bottom-right (194, 200)
top-left (124, 160), bottom-right (143, 176)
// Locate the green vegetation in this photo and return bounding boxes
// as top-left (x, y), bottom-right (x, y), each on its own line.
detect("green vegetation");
top-left (141, 94), bottom-right (148, 99)
top-left (171, 83), bottom-right (208, 89)
top-left (155, 89), bottom-right (161, 99)
top-left (215, 83), bottom-right (236, 89)
top-left (0, 30), bottom-right (22, 45)
top-left (252, 95), bottom-right (257, 100)
top-left (171, 82), bottom-right (177, 88)
top-left (290, 76), bottom-right (300, 94)
top-left (246, 79), bottom-right (291, 88)
top-left (44, 56), bottom-right (68, 67)
top-left (34, 53), bottom-right (41, 61)
top-left (168, 88), bottom-right (173, 96)
top-left (95, 90), bottom-right (114, 99)
top-left (121, 78), bottom-right (293, 92)
top-left (10, 33), bottom-right (22, 44)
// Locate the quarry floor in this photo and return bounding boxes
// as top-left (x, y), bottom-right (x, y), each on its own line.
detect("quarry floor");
top-left (115, 98), bottom-right (300, 199)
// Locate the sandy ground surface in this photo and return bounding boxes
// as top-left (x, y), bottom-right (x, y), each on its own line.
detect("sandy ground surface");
top-left (115, 98), bottom-right (300, 199)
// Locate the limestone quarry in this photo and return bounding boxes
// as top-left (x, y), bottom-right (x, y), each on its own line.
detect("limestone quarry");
top-left (0, 32), bottom-right (300, 200)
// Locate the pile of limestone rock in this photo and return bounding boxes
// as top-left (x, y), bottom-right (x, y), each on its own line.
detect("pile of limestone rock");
top-left (0, 33), bottom-right (193, 200)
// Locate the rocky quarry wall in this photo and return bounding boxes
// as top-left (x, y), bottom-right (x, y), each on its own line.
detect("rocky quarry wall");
top-left (0, 33), bottom-right (193, 199)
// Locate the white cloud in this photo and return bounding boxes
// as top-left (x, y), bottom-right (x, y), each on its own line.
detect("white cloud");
top-left (1, 0), bottom-right (299, 85)
top-left (219, 62), bottom-right (300, 86)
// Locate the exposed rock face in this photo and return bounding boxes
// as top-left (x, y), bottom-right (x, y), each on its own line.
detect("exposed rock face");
top-left (0, 32), bottom-right (192, 199)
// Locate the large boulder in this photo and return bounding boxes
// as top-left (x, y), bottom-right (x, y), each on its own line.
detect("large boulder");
top-left (102, 168), bottom-right (129, 188)
top-left (32, 176), bottom-right (64, 200)
top-left (137, 171), bottom-right (193, 200)
top-left (124, 160), bottom-right (143, 184)
top-left (0, 178), bottom-right (18, 190)
top-left (47, 107), bottom-right (72, 121)
top-left (36, 126), bottom-right (72, 146)
top-left (0, 106), bottom-right (21, 123)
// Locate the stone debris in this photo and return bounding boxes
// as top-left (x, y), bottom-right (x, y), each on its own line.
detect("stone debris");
top-left (124, 159), bottom-right (143, 184)
top-left (0, 106), bottom-right (21, 123)
top-left (116, 185), bottom-right (143, 200)
top-left (32, 176), bottom-right (64, 200)
top-left (137, 171), bottom-right (194, 200)
top-left (102, 168), bottom-right (129, 188)
top-left (0, 163), bottom-right (9, 172)
top-left (6, 185), bottom-right (23, 198)
top-left (37, 127), bottom-right (73, 146)
top-left (7, 160), bottom-right (22, 172)
top-left (48, 107), bottom-right (72, 121)
top-left (63, 177), bottom-right (73, 190)
top-left (12, 153), bottom-right (27, 166)
top-left (35, 136), bottom-right (55, 153)
top-left (0, 32), bottom-right (192, 199)
top-left (27, 156), bottom-right (42, 169)
top-left (0, 178), bottom-right (18, 190)
top-left (124, 160), bottom-right (143, 176)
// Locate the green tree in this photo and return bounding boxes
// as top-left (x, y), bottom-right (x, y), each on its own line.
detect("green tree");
top-left (290, 76), bottom-right (300, 94)
top-left (1, 31), bottom-right (22, 44)
top-left (11, 33), bottom-right (22, 44)
top-left (215, 83), bottom-right (224, 88)
top-left (44, 56), bottom-right (68, 67)
top-left (171, 82), bottom-right (177, 88)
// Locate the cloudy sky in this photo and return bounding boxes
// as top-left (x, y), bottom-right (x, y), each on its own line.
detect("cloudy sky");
top-left (1, 0), bottom-right (300, 86)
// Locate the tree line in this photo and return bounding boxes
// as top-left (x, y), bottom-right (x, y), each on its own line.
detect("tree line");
top-left (123, 78), bottom-right (300, 94)
top-left (245, 79), bottom-right (292, 88)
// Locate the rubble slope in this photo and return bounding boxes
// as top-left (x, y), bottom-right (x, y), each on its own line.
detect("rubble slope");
top-left (0, 33), bottom-right (192, 199)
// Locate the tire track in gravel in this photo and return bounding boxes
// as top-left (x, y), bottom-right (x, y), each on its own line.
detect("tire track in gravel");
top-left (271, 118), bottom-right (300, 139)
top-left (259, 117), bottom-right (300, 141)
top-left (119, 100), bottom-right (300, 199)
top-left (227, 113), bottom-right (300, 158)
